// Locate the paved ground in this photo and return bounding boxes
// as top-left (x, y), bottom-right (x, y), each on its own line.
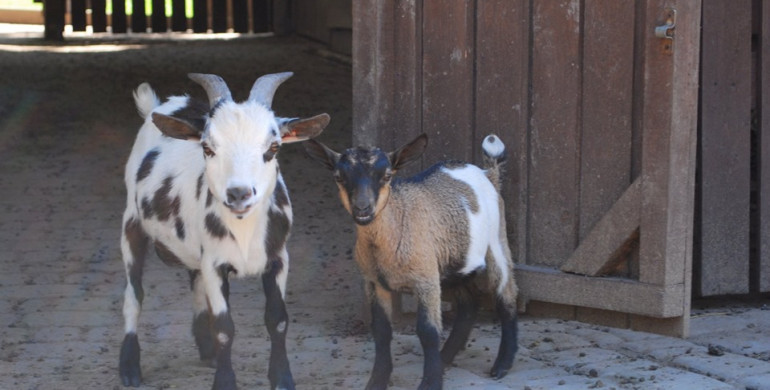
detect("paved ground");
top-left (1, 26), bottom-right (769, 390)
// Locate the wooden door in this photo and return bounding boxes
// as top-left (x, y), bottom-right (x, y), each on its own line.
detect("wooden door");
top-left (696, 1), bottom-right (770, 297)
top-left (353, 0), bottom-right (701, 337)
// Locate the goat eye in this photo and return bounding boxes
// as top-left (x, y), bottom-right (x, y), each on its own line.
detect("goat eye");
top-left (263, 142), bottom-right (280, 162)
top-left (202, 144), bottom-right (215, 158)
top-left (334, 172), bottom-right (344, 183)
top-left (382, 173), bottom-right (393, 183)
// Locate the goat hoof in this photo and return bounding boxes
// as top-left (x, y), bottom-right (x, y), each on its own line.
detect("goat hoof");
top-left (119, 333), bottom-right (142, 387)
top-left (212, 367), bottom-right (237, 390)
top-left (364, 378), bottom-right (389, 390)
top-left (120, 372), bottom-right (141, 388)
top-left (489, 362), bottom-right (512, 380)
top-left (268, 371), bottom-right (295, 390)
top-left (417, 377), bottom-right (442, 390)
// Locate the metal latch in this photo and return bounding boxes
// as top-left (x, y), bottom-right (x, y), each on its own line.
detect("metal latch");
top-left (655, 8), bottom-right (676, 53)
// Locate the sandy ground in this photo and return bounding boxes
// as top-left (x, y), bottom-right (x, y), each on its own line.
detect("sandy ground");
top-left (0, 31), bottom-right (520, 389)
top-left (1, 28), bottom-right (769, 390)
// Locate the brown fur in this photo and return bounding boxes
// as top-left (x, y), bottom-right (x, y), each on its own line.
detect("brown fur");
top-left (343, 167), bottom-right (484, 330)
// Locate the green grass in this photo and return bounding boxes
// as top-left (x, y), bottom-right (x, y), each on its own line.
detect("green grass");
top-left (0, 0), bottom-right (42, 10)
top-left (0, 1), bottom-right (194, 18)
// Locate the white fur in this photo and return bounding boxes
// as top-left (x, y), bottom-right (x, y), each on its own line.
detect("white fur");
top-left (121, 84), bottom-right (293, 322)
top-left (443, 165), bottom-right (509, 293)
top-left (482, 134), bottom-right (505, 159)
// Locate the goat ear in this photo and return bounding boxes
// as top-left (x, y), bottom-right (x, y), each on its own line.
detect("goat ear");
top-left (389, 133), bottom-right (428, 170)
top-left (279, 113), bottom-right (330, 144)
top-left (304, 139), bottom-right (340, 171)
top-left (152, 113), bottom-right (203, 141)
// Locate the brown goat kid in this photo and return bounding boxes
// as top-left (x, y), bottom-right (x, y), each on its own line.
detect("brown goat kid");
top-left (305, 134), bottom-right (518, 390)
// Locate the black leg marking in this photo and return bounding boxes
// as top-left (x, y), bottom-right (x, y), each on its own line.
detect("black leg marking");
top-left (192, 311), bottom-right (216, 364)
top-left (124, 218), bottom-right (148, 304)
top-left (211, 312), bottom-right (237, 390)
top-left (440, 285), bottom-right (479, 365)
top-left (366, 291), bottom-right (393, 390)
top-left (416, 304), bottom-right (443, 390)
top-left (120, 218), bottom-right (147, 387)
top-left (119, 333), bottom-right (142, 387)
top-left (190, 270), bottom-right (216, 364)
top-left (262, 260), bottom-right (295, 390)
top-left (218, 265), bottom-right (232, 308)
top-left (490, 298), bottom-right (518, 379)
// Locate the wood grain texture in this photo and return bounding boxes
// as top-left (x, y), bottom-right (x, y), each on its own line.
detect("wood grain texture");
top-left (698, 0), bottom-right (752, 295)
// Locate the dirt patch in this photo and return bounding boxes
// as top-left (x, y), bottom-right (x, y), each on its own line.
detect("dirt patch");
top-left (0, 33), bottom-right (522, 389)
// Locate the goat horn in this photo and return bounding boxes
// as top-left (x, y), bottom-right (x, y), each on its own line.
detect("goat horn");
top-left (188, 73), bottom-right (232, 109)
top-left (248, 72), bottom-right (293, 108)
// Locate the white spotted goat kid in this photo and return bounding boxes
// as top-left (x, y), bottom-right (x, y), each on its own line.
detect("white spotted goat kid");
top-left (119, 72), bottom-right (329, 390)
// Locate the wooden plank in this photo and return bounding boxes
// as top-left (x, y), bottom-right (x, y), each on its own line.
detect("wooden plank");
top-left (698, 0), bottom-right (752, 295)
top-left (212, 0), bottom-right (227, 32)
top-left (421, 0), bottom-right (474, 164)
top-left (580, 0), bottom-right (635, 240)
top-left (634, 0), bottom-right (700, 337)
top-left (70, 0), bottom-right (87, 32)
top-left (762, 1), bottom-right (770, 292)
top-left (253, 0), bottom-right (270, 32)
top-left (518, 264), bottom-right (685, 318)
top-left (638, 1), bottom-right (698, 288)
top-left (232, 0), bottom-right (249, 33)
top-left (561, 178), bottom-right (641, 276)
top-left (91, 0), bottom-right (107, 33)
top-left (388, 0), bottom-right (421, 176)
top-left (43, 0), bottom-right (65, 40)
top-left (151, 0), bottom-right (167, 32)
top-left (192, 0), bottom-right (207, 33)
top-left (474, 0), bottom-right (530, 266)
top-left (112, 0), bottom-right (128, 33)
top-left (528, 0), bottom-right (581, 267)
top-left (131, 0), bottom-right (147, 33)
top-left (171, 0), bottom-right (187, 32)
top-left (352, 0), bottom-right (392, 148)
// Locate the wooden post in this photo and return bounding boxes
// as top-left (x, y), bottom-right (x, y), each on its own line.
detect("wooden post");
top-left (697, 0), bottom-right (752, 295)
top-left (43, 0), bottom-right (65, 41)
top-left (71, 0), bottom-right (87, 32)
top-left (171, 0), bottom-right (187, 32)
top-left (761, 1), bottom-right (770, 292)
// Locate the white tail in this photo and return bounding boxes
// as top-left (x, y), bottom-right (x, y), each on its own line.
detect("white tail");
top-left (133, 82), bottom-right (160, 119)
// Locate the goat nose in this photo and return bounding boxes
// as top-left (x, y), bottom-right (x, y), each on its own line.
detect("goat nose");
top-left (226, 186), bottom-right (254, 204)
top-left (353, 204), bottom-right (373, 215)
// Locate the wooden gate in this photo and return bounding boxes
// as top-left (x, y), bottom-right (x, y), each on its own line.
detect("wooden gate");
top-left (696, 1), bottom-right (770, 297)
top-left (353, 0), bottom-right (701, 337)
top-left (42, 0), bottom-right (289, 39)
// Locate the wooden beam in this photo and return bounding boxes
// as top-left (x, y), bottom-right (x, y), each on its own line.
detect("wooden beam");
top-left (43, 0), bottom-right (65, 40)
top-left (171, 0), bottom-right (187, 32)
top-left (113, 0), bottom-right (128, 33)
top-left (70, 0), bottom-right (87, 32)
top-left (762, 0), bottom-right (770, 292)
top-left (131, 0), bottom-right (147, 33)
top-left (561, 177), bottom-right (641, 276)
top-left (151, 0), bottom-right (166, 32)
top-left (518, 264), bottom-right (685, 318)
top-left (91, 0), bottom-right (107, 33)
top-left (698, 0), bottom-right (752, 295)
top-left (192, 0), bottom-right (207, 33)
